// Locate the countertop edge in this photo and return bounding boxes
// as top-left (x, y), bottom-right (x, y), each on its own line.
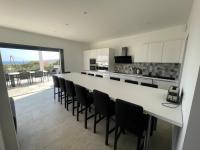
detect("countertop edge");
top-left (84, 70), bottom-right (179, 83)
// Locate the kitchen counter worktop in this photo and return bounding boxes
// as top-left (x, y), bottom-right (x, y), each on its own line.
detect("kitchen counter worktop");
top-left (58, 73), bottom-right (183, 127)
top-left (84, 70), bottom-right (179, 83)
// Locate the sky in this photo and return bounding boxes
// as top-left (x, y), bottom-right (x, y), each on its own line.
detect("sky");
top-left (0, 48), bottom-right (60, 62)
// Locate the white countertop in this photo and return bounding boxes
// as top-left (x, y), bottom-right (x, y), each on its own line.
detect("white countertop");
top-left (8, 72), bottom-right (20, 75)
top-left (58, 73), bottom-right (183, 127)
top-left (85, 70), bottom-right (179, 83)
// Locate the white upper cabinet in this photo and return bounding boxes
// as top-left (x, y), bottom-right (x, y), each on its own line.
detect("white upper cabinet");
top-left (148, 42), bottom-right (163, 62)
top-left (96, 48), bottom-right (109, 62)
top-left (89, 50), bottom-right (97, 59)
top-left (83, 50), bottom-right (90, 70)
top-left (134, 44), bottom-right (149, 62)
top-left (134, 40), bottom-right (184, 63)
top-left (162, 40), bottom-right (183, 63)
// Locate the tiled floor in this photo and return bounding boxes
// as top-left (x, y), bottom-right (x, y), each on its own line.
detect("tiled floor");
top-left (15, 89), bottom-right (171, 150)
top-left (8, 78), bottom-right (53, 97)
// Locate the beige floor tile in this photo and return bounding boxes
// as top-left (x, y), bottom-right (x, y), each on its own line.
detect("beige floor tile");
top-left (15, 89), bottom-right (171, 150)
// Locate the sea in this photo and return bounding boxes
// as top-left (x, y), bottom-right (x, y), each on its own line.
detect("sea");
top-left (3, 59), bottom-right (58, 65)
top-left (3, 61), bottom-right (30, 65)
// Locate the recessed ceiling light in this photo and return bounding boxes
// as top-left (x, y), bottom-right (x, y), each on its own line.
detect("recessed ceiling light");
top-left (83, 11), bottom-right (88, 15)
top-left (65, 24), bottom-right (69, 26)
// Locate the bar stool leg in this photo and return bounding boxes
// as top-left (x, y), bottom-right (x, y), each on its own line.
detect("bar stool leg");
top-left (144, 116), bottom-right (152, 150)
top-left (85, 107), bottom-right (88, 129)
top-left (105, 116), bottom-right (110, 145)
top-left (94, 111), bottom-right (97, 133)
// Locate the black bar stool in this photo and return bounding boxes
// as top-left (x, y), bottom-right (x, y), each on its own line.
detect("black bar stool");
top-left (141, 82), bottom-right (158, 88)
top-left (125, 79), bottom-right (138, 85)
top-left (95, 74), bottom-right (103, 78)
top-left (114, 99), bottom-right (148, 150)
top-left (88, 73), bottom-right (94, 76)
top-left (110, 77), bottom-right (120, 81)
top-left (64, 71), bottom-right (71, 73)
top-left (58, 78), bottom-right (67, 104)
top-left (81, 72), bottom-right (87, 74)
top-left (52, 76), bottom-right (61, 101)
top-left (65, 80), bottom-right (76, 116)
top-left (93, 89), bottom-right (115, 145)
top-left (75, 84), bottom-right (94, 129)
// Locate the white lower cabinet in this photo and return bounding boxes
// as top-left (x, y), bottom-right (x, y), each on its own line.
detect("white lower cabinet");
top-left (85, 71), bottom-right (178, 90)
top-left (154, 80), bottom-right (178, 90)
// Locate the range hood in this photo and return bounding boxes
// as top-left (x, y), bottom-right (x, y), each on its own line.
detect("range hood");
top-left (114, 47), bottom-right (132, 64)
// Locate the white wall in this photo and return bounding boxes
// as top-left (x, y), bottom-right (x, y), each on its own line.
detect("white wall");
top-left (182, 67), bottom-right (200, 150)
top-left (0, 54), bottom-right (19, 150)
top-left (0, 27), bottom-right (89, 72)
top-left (175, 0), bottom-right (200, 149)
top-left (0, 125), bottom-right (5, 150)
top-left (90, 25), bottom-right (186, 57)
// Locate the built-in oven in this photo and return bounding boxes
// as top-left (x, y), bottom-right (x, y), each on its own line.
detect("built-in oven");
top-left (90, 59), bottom-right (96, 65)
top-left (90, 65), bottom-right (97, 70)
top-left (89, 59), bottom-right (97, 70)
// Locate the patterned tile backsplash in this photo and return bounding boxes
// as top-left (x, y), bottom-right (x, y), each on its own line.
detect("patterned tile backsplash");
top-left (114, 63), bottom-right (181, 79)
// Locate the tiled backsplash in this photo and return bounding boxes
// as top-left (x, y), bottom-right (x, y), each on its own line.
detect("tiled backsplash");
top-left (114, 63), bottom-right (181, 79)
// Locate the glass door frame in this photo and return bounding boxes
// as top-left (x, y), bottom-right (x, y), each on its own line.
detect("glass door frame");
top-left (0, 42), bottom-right (65, 73)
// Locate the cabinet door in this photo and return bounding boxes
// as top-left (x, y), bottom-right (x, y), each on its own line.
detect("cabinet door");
top-left (139, 78), bottom-right (153, 85)
top-left (89, 50), bottom-right (96, 59)
top-left (134, 44), bottom-right (149, 62)
top-left (162, 40), bottom-right (183, 63)
top-left (148, 42), bottom-right (163, 62)
top-left (154, 80), bottom-right (178, 90)
top-left (97, 48), bottom-right (109, 62)
top-left (83, 51), bottom-right (90, 70)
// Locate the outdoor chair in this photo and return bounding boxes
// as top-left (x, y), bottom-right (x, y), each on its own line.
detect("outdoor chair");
top-left (34, 71), bottom-right (44, 82)
top-left (5, 73), bottom-right (11, 87)
top-left (19, 71), bottom-right (31, 85)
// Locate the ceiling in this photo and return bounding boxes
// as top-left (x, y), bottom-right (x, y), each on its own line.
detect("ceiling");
top-left (0, 0), bottom-right (193, 43)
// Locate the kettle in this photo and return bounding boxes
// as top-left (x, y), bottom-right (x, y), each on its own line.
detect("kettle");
top-left (136, 68), bottom-right (142, 75)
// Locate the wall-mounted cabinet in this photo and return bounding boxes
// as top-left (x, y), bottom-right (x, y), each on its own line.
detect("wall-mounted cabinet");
top-left (96, 48), bottom-right (109, 62)
top-left (162, 40), bottom-right (183, 63)
top-left (134, 44), bottom-right (149, 62)
top-left (134, 39), bottom-right (184, 63)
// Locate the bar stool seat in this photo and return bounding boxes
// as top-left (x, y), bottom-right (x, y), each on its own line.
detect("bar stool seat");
top-left (52, 76), bottom-right (61, 101)
top-left (75, 84), bottom-right (94, 129)
top-left (93, 89), bottom-right (115, 145)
